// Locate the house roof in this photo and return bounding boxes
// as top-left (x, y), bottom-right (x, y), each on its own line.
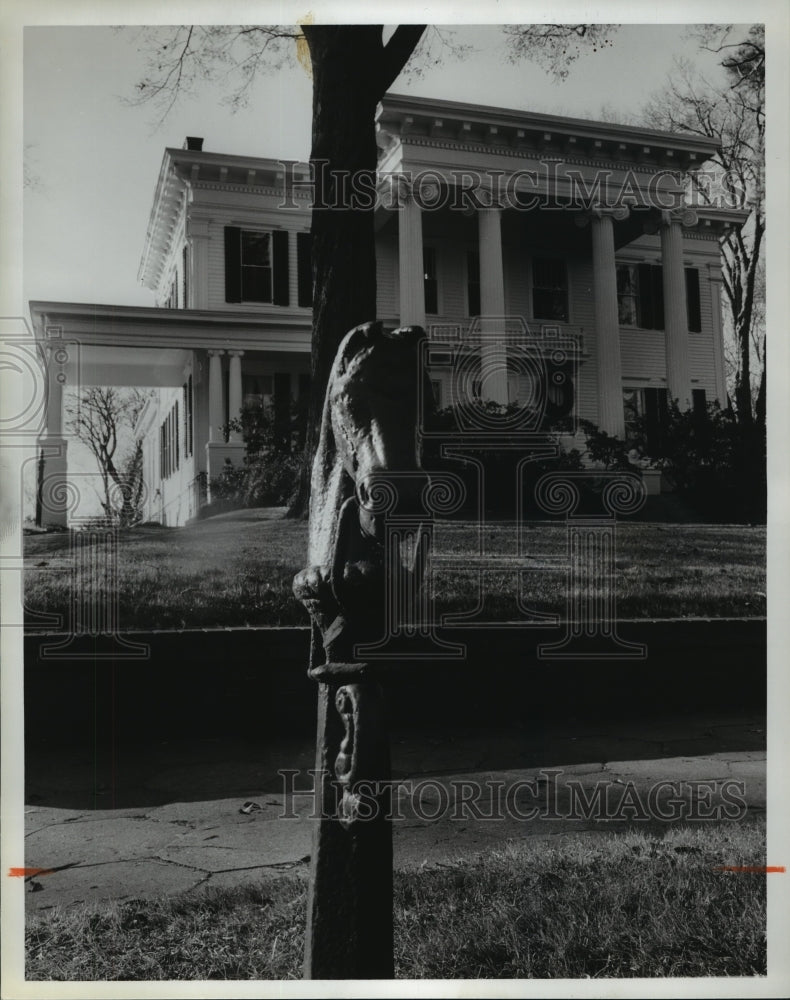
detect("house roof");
top-left (377, 93), bottom-right (722, 167)
top-left (138, 94), bottom-right (727, 295)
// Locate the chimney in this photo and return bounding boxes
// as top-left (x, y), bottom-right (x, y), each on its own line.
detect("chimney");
top-left (184, 137), bottom-right (204, 151)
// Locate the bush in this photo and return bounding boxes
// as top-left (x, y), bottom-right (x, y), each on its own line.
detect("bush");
top-left (581, 402), bottom-right (766, 524)
top-left (241, 451), bottom-right (303, 507)
top-left (209, 452), bottom-right (303, 510)
top-left (422, 401), bottom-right (585, 519)
top-left (207, 398), bottom-right (306, 511)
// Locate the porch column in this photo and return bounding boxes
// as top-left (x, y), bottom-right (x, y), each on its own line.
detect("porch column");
top-left (39, 340), bottom-right (69, 528)
top-left (590, 209), bottom-right (625, 437)
top-left (477, 205), bottom-right (509, 405)
top-left (227, 350), bottom-right (244, 443)
top-left (708, 262), bottom-right (727, 406)
top-left (398, 184), bottom-right (426, 328)
top-left (207, 349), bottom-right (224, 443)
top-left (661, 210), bottom-right (692, 409)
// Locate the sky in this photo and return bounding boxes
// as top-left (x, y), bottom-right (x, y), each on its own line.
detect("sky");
top-left (22, 23), bottom-right (738, 309)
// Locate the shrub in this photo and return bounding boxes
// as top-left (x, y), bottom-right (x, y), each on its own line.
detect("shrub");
top-left (580, 402), bottom-right (766, 524)
top-left (207, 398), bottom-right (306, 511)
top-left (422, 401), bottom-right (585, 518)
top-left (241, 451), bottom-right (303, 507)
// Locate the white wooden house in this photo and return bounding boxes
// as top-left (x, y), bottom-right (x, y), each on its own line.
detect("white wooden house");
top-left (30, 94), bottom-right (745, 526)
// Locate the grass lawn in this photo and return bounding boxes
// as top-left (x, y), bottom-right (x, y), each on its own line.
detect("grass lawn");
top-left (23, 511), bottom-right (766, 631)
top-left (26, 820), bottom-right (766, 980)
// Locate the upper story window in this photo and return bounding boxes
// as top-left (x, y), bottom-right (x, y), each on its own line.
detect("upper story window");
top-left (617, 264), bottom-right (664, 329)
top-left (224, 227), bottom-right (290, 305)
top-left (532, 258), bottom-right (568, 322)
top-left (241, 231), bottom-right (273, 301)
top-left (617, 263), bottom-right (701, 332)
top-left (424, 246), bottom-right (438, 315)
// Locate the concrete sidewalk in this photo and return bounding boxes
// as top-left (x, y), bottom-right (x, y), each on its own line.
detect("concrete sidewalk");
top-left (22, 712), bottom-right (766, 911)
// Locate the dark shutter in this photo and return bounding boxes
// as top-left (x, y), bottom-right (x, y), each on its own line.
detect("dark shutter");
top-left (685, 268), bottom-right (701, 332)
top-left (272, 230), bottom-right (290, 306)
top-left (692, 388), bottom-right (707, 419)
top-left (224, 227), bottom-right (242, 303)
top-left (637, 264), bottom-right (664, 330)
top-left (297, 231), bottom-right (313, 307)
top-left (637, 264), bottom-right (655, 329)
top-left (467, 251), bottom-right (480, 317)
top-left (182, 246), bottom-right (189, 309)
top-left (652, 265), bottom-right (665, 330)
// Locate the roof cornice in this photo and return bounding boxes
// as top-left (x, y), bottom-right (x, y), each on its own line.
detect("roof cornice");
top-left (378, 93), bottom-right (722, 159)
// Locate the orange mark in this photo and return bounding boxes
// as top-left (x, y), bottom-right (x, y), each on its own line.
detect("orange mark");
top-left (296, 14), bottom-right (314, 77)
top-left (713, 865), bottom-right (785, 873)
top-left (8, 867), bottom-right (55, 878)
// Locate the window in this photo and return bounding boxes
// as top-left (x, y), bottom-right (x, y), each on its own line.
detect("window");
top-left (617, 264), bottom-right (701, 332)
top-left (241, 231), bottom-right (272, 301)
top-left (622, 387), bottom-right (668, 447)
top-left (532, 258), bottom-right (568, 322)
top-left (224, 227), bottom-right (290, 305)
top-left (617, 264), bottom-right (664, 330)
top-left (242, 373), bottom-right (274, 408)
top-left (160, 399), bottom-right (182, 479)
top-left (430, 379), bottom-right (443, 408)
top-left (467, 251), bottom-right (480, 317)
top-left (424, 246), bottom-right (438, 314)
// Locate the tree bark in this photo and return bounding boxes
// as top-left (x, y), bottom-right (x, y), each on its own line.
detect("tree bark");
top-left (288, 25), bottom-right (424, 517)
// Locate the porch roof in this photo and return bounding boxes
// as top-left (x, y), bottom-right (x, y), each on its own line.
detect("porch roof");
top-left (29, 302), bottom-right (312, 355)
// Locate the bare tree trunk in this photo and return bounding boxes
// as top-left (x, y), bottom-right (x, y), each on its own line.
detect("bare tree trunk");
top-left (288, 25), bottom-right (424, 518)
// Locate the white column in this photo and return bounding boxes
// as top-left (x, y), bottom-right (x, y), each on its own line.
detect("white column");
top-left (477, 206), bottom-right (509, 405)
top-left (207, 349), bottom-right (224, 443)
top-left (590, 210), bottom-right (625, 437)
top-left (398, 186), bottom-right (426, 328)
top-left (227, 350), bottom-right (244, 443)
top-left (708, 262), bottom-right (727, 406)
top-left (39, 342), bottom-right (69, 528)
top-left (661, 212), bottom-right (692, 409)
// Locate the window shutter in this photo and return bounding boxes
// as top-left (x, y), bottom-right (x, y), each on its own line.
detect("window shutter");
top-left (685, 268), bottom-right (701, 332)
top-left (272, 230), bottom-right (290, 306)
top-left (224, 227), bottom-right (242, 303)
top-left (652, 265), bottom-right (665, 331)
top-left (467, 251), bottom-right (481, 317)
top-left (637, 264), bottom-right (655, 329)
top-left (692, 388), bottom-right (707, 419)
top-left (297, 231), bottom-right (313, 307)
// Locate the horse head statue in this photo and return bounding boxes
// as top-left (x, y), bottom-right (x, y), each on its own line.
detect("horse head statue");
top-left (294, 321), bottom-right (426, 667)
